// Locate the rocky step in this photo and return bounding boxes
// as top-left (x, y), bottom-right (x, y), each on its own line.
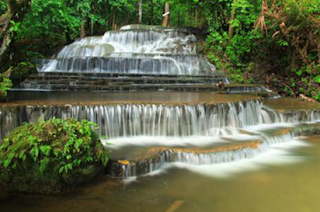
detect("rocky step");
top-left (37, 72), bottom-right (226, 79)
top-left (22, 75), bottom-right (228, 85)
top-left (107, 122), bottom-right (320, 178)
top-left (16, 83), bottom-right (269, 93)
top-left (107, 140), bottom-right (263, 178)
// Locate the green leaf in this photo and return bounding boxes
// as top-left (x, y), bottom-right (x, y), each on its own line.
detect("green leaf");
top-left (39, 157), bottom-right (49, 174)
top-left (314, 75), bottom-right (320, 83)
top-left (59, 166), bottom-right (65, 174)
top-left (66, 163), bottom-right (73, 170)
top-left (40, 145), bottom-right (51, 156)
top-left (4, 153), bottom-right (15, 168)
top-left (30, 146), bottom-right (39, 161)
top-left (295, 69), bottom-right (303, 76)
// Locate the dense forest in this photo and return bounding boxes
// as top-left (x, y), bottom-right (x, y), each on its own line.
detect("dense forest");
top-left (0, 0), bottom-right (319, 100)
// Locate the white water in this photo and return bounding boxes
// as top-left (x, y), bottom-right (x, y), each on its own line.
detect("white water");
top-left (107, 108), bottom-right (320, 178)
top-left (120, 126), bottom-right (312, 180)
top-left (158, 139), bottom-right (309, 179)
top-left (56, 31), bottom-right (197, 57)
top-left (2, 100), bottom-right (320, 141)
top-left (38, 26), bottom-right (220, 76)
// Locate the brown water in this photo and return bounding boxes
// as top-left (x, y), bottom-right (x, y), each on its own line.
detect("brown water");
top-left (0, 136), bottom-right (319, 212)
top-left (5, 91), bottom-right (260, 106)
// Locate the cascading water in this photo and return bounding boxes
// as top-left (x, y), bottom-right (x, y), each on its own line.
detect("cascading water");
top-left (2, 98), bottom-right (320, 178)
top-left (5, 25), bottom-right (320, 179)
top-left (38, 27), bottom-right (221, 76)
top-left (2, 100), bottom-right (320, 141)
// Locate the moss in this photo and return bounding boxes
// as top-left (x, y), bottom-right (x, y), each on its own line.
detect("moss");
top-left (0, 118), bottom-right (109, 194)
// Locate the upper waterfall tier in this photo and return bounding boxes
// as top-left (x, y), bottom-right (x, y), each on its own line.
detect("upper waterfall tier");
top-left (39, 25), bottom-right (221, 76)
top-left (39, 54), bottom-right (217, 75)
top-left (58, 31), bottom-right (197, 57)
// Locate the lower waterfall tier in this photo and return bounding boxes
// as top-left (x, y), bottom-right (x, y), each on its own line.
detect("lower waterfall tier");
top-left (1, 100), bottom-right (320, 141)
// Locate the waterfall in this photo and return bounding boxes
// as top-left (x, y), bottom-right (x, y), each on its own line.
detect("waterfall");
top-left (5, 25), bottom-right (319, 180)
top-left (115, 126), bottom-right (312, 178)
top-left (2, 100), bottom-right (320, 141)
top-left (38, 27), bottom-right (221, 76)
top-left (39, 55), bottom-right (216, 76)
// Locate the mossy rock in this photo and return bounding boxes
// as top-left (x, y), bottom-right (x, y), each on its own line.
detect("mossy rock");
top-left (0, 118), bottom-right (109, 194)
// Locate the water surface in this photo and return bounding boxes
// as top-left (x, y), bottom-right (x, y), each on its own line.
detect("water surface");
top-left (0, 136), bottom-right (319, 212)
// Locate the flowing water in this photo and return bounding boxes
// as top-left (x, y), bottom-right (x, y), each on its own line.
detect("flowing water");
top-left (2, 25), bottom-right (320, 211)
top-left (1, 136), bottom-right (320, 212)
top-left (39, 27), bottom-right (220, 76)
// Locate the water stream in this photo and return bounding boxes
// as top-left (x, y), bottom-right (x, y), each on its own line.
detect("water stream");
top-left (1, 136), bottom-right (320, 212)
top-left (1, 25), bottom-right (320, 211)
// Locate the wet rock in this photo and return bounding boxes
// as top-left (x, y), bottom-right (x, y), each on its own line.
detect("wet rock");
top-left (108, 142), bottom-right (262, 178)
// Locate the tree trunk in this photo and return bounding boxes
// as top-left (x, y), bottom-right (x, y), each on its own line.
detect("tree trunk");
top-left (106, 0), bottom-right (111, 30)
top-left (138, 0), bottom-right (143, 24)
top-left (90, 20), bottom-right (94, 36)
top-left (80, 22), bottom-right (86, 38)
top-left (90, 0), bottom-right (97, 35)
top-left (0, 0), bottom-right (31, 68)
top-left (150, 0), bottom-right (153, 25)
top-left (162, 2), bottom-right (170, 27)
top-left (65, 30), bottom-right (72, 44)
top-left (112, 10), bottom-right (117, 30)
top-left (228, 10), bottom-right (235, 40)
top-left (228, 0), bottom-right (237, 41)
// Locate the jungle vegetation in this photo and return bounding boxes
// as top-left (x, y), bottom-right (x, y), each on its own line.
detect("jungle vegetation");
top-left (0, 118), bottom-right (109, 193)
top-left (0, 0), bottom-right (319, 100)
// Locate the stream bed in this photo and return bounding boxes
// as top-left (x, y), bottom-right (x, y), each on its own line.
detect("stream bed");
top-left (0, 135), bottom-right (319, 212)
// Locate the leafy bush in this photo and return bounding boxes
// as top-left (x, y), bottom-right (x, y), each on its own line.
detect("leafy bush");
top-left (0, 74), bottom-right (13, 97)
top-left (204, 0), bottom-right (261, 84)
top-left (204, 0), bottom-right (320, 99)
top-left (9, 62), bottom-right (37, 86)
top-left (0, 118), bottom-right (109, 193)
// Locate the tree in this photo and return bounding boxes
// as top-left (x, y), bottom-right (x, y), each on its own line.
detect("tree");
top-left (162, 1), bottom-right (170, 26)
top-left (0, 0), bottom-right (31, 67)
top-left (150, 0), bottom-right (154, 25)
top-left (138, 0), bottom-right (142, 24)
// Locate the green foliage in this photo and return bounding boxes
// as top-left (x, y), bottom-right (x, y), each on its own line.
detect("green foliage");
top-left (9, 62), bottom-right (37, 86)
top-left (15, 0), bottom-right (80, 52)
top-left (204, 0), bottom-right (320, 100)
top-left (204, 0), bottom-right (262, 83)
top-left (0, 0), bottom-right (6, 15)
top-left (0, 74), bottom-right (13, 96)
top-left (0, 118), bottom-right (109, 177)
